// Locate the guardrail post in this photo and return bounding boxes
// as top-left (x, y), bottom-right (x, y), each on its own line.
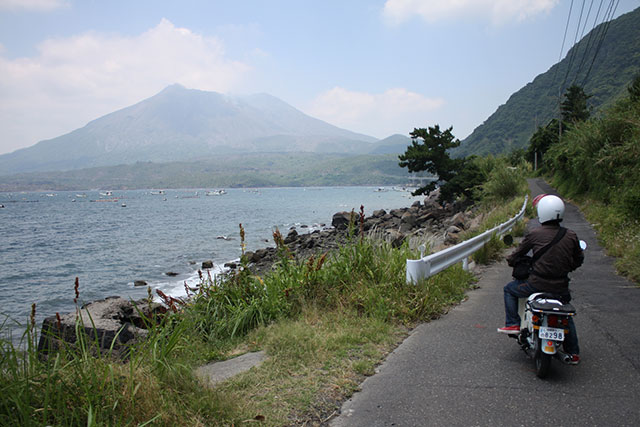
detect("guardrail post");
top-left (406, 258), bottom-right (430, 284)
top-left (462, 257), bottom-right (469, 271)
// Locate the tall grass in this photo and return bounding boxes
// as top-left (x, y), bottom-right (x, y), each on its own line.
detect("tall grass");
top-left (0, 299), bottom-right (238, 425)
top-left (580, 200), bottom-right (640, 283)
top-left (183, 223), bottom-right (476, 344)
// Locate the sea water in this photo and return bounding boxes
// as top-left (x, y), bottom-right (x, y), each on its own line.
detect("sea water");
top-left (0, 186), bottom-right (420, 339)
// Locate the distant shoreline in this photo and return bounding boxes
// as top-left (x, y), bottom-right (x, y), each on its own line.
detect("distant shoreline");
top-left (0, 152), bottom-right (433, 193)
top-left (0, 183), bottom-right (429, 194)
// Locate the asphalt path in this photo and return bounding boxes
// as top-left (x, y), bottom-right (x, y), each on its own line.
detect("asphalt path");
top-left (331, 178), bottom-right (640, 426)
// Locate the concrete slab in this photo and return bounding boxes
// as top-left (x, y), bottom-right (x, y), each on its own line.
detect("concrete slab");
top-left (196, 351), bottom-right (267, 387)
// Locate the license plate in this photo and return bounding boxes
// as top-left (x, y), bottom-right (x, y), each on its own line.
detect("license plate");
top-left (539, 326), bottom-right (564, 341)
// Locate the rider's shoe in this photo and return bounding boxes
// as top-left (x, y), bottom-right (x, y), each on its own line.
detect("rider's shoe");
top-left (567, 354), bottom-right (580, 365)
top-left (497, 325), bottom-right (520, 334)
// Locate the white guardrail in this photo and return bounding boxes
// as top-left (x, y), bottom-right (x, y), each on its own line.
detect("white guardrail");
top-left (406, 195), bottom-right (529, 284)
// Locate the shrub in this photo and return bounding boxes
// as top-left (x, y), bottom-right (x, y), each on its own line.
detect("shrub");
top-left (481, 162), bottom-right (528, 202)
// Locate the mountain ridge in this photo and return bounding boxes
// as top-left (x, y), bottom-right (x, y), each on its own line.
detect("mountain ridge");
top-left (457, 6), bottom-right (640, 156)
top-left (0, 84), bottom-right (379, 176)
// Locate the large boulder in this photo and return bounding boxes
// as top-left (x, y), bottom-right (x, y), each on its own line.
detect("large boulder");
top-left (284, 228), bottom-right (299, 243)
top-left (423, 188), bottom-right (441, 210)
top-left (332, 211), bottom-right (354, 230)
top-left (399, 211), bottom-right (418, 233)
top-left (385, 229), bottom-right (406, 248)
top-left (37, 296), bottom-right (165, 359)
top-left (448, 212), bottom-right (467, 230)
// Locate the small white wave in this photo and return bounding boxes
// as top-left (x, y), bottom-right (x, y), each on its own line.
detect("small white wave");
top-left (151, 262), bottom-right (231, 300)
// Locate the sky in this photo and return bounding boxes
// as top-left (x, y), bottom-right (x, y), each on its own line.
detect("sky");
top-left (0, 0), bottom-right (638, 155)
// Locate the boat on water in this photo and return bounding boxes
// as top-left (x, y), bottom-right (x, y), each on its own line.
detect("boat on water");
top-left (150, 190), bottom-right (165, 195)
top-left (99, 191), bottom-right (113, 196)
top-left (76, 194), bottom-right (87, 198)
top-left (206, 189), bottom-right (227, 196)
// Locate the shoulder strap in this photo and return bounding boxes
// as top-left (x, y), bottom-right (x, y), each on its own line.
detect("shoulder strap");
top-left (532, 227), bottom-right (566, 263)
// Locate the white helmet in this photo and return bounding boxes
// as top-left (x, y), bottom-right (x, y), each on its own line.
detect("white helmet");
top-left (536, 194), bottom-right (565, 223)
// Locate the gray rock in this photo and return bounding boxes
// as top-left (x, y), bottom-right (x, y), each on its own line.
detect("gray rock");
top-left (449, 212), bottom-right (466, 229)
top-left (332, 211), bottom-right (354, 230)
top-left (401, 211), bottom-right (417, 227)
top-left (285, 229), bottom-right (299, 243)
top-left (386, 230), bottom-right (406, 248)
top-left (390, 208), bottom-right (405, 218)
top-left (253, 248), bottom-right (270, 262)
top-left (37, 296), bottom-right (164, 358)
top-left (202, 260), bottom-right (214, 269)
top-left (446, 225), bottom-right (462, 234)
top-left (134, 280), bottom-right (147, 287)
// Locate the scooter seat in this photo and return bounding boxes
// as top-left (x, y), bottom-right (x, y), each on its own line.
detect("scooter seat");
top-left (528, 297), bottom-right (576, 314)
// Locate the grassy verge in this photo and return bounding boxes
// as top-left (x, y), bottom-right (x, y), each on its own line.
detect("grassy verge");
top-left (575, 199), bottom-right (640, 284)
top-left (1, 193), bottom-right (528, 426)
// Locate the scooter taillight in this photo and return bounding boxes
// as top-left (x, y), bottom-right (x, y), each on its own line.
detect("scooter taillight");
top-left (547, 315), bottom-right (559, 327)
top-left (560, 317), bottom-right (569, 326)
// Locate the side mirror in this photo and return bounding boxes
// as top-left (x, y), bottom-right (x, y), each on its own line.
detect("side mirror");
top-left (579, 240), bottom-right (587, 251)
top-left (503, 234), bottom-right (514, 246)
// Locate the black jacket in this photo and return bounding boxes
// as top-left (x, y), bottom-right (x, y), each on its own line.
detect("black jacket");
top-left (507, 223), bottom-right (584, 294)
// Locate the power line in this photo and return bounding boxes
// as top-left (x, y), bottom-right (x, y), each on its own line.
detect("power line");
top-left (560, 0), bottom-right (587, 93)
top-left (581, 0), bottom-right (619, 87)
top-left (571, 0), bottom-right (597, 85)
top-left (572, 0), bottom-right (605, 85)
top-left (551, 0), bottom-right (574, 90)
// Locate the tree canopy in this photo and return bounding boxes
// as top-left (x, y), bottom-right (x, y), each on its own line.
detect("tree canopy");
top-left (527, 85), bottom-right (592, 167)
top-left (561, 85), bottom-right (591, 124)
top-left (398, 125), bottom-right (462, 196)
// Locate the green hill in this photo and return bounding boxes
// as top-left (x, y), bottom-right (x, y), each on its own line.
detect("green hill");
top-left (457, 7), bottom-right (640, 157)
top-left (0, 153), bottom-right (411, 191)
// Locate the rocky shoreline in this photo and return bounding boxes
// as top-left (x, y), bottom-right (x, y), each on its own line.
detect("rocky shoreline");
top-left (242, 191), bottom-right (478, 277)
top-left (38, 190), bottom-right (481, 356)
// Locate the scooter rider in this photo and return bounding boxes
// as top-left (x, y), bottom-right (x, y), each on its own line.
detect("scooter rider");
top-left (498, 194), bottom-right (584, 364)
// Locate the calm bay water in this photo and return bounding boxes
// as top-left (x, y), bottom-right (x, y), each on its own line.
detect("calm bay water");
top-left (0, 186), bottom-right (419, 338)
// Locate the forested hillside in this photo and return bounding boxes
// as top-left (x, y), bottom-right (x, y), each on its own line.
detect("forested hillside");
top-left (544, 75), bottom-right (640, 282)
top-left (457, 7), bottom-right (640, 156)
top-left (0, 153), bottom-right (410, 191)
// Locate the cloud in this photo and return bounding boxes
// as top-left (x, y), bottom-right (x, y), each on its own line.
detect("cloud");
top-left (0, 0), bottom-right (69, 11)
top-left (0, 19), bottom-right (250, 154)
top-left (383, 0), bottom-right (559, 26)
top-left (308, 87), bottom-right (444, 139)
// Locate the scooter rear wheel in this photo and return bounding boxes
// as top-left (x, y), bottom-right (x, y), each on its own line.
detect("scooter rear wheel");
top-left (534, 338), bottom-right (551, 378)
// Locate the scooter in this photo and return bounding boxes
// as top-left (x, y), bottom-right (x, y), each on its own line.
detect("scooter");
top-left (509, 292), bottom-right (577, 378)
top-left (503, 238), bottom-right (587, 378)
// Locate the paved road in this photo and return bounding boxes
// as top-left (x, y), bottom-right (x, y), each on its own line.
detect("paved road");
top-left (331, 179), bottom-right (640, 426)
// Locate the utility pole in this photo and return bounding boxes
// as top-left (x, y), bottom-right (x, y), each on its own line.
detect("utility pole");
top-left (558, 87), bottom-right (563, 141)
